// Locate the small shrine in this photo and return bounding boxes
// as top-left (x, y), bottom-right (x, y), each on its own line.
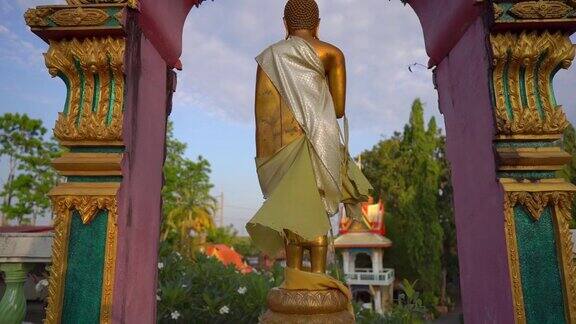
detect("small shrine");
top-left (334, 197), bottom-right (394, 314)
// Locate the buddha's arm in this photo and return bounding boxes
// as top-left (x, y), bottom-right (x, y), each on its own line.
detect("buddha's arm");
top-left (255, 66), bottom-right (281, 158)
top-left (327, 49), bottom-right (346, 118)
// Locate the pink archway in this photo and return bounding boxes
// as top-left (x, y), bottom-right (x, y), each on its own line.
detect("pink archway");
top-left (114, 1), bottom-right (511, 322)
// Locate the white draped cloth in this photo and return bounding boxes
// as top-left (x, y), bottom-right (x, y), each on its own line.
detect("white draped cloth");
top-left (255, 36), bottom-right (342, 215)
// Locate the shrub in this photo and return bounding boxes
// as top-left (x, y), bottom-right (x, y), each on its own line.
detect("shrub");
top-left (157, 244), bottom-right (282, 323)
top-left (355, 279), bottom-right (426, 324)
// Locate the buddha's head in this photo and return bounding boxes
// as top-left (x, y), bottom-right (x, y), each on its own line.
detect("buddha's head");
top-left (284, 0), bottom-right (320, 37)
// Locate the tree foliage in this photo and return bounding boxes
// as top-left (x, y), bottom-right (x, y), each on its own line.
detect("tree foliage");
top-left (161, 122), bottom-right (216, 251)
top-left (362, 99), bottom-right (454, 304)
top-left (206, 225), bottom-right (260, 257)
top-left (0, 113), bottom-right (61, 225)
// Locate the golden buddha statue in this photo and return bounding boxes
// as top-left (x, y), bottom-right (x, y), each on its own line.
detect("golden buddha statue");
top-left (255, 0), bottom-right (348, 275)
top-left (247, 0), bottom-right (371, 321)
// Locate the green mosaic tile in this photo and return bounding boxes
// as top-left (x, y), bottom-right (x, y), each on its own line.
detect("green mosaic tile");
top-left (68, 147), bottom-right (124, 153)
top-left (515, 206), bottom-right (566, 324)
top-left (66, 176), bottom-right (122, 183)
top-left (497, 171), bottom-right (557, 180)
top-left (494, 141), bottom-right (559, 149)
top-left (61, 210), bottom-right (108, 324)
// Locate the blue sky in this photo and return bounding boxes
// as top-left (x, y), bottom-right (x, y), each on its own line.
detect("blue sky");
top-left (2, 0), bottom-right (576, 233)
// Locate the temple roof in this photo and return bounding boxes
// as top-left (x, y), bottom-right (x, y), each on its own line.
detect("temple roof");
top-left (333, 232), bottom-right (392, 249)
top-left (205, 244), bottom-right (253, 274)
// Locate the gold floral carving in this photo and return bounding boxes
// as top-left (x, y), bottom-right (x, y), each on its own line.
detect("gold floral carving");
top-left (66, 0), bottom-right (138, 8)
top-left (50, 7), bottom-right (109, 26)
top-left (504, 191), bottom-right (576, 323)
top-left (494, 4), bottom-right (504, 19)
top-left (490, 31), bottom-right (575, 136)
top-left (263, 288), bottom-right (353, 323)
top-left (503, 196), bottom-right (526, 324)
top-left (266, 288), bottom-right (349, 314)
top-left (509, 1), bottom-right (573, 19)
top-left (505, 191), bottom-right (573, 221)
top-left (552, 196), bottom-right (576, 323)
top-left (44, 37), bottom-right (125, 144)
top-left (51, 196), bottom-right (117, 225)
top-left (45, 195), bottom-right (118, 324)
top-left (44, 200), bottom-right (72, 324)
top-left (24, 8), bottom-right (54, 27)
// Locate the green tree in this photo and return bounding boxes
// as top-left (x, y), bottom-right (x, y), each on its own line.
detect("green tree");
top-left (206, 226), bottom-right (260, 257)
top-left (0, 113), bottom-right (60, 225)
top-left (362, 99), bottom-right (448, 306)
top-left (436, 135), bottom-right (458, 306)
top-left (206, 225), bottom-right (238, 246)
top-left (162, 122), bottom-right (216, 248)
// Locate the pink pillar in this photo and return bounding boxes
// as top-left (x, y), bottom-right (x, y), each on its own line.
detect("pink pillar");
top-left (112, 2), bottom-right (203, 322)
top-left (410, 0), bottom-right (576, 322)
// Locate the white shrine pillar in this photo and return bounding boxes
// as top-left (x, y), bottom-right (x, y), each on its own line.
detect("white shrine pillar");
top-left (342, 250), bottom-right (350, 274)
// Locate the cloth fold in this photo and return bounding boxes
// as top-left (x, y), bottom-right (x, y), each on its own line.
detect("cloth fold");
top-left (256, 36), bottom-right (342, 215)
top-left (247, 137), bottom-right (329, 256)
top-left (281, 267), bottom-right (352, 301)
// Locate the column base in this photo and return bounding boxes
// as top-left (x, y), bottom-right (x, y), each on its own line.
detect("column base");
top-left (260, 288), bottom-right (354, 324)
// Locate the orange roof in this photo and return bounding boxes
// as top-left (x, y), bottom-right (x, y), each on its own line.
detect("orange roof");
top-left (205, 244), bottom-right (253, 274)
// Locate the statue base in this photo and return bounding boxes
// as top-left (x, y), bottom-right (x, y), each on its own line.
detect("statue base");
top-left (260, 288), bottom-right (354, 324)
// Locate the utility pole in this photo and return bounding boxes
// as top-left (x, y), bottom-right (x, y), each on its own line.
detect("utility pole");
top-left (219, 192), bottom-right (224, 227)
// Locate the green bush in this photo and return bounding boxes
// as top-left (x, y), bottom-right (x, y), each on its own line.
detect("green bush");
top-left (355, 279), bottom-right (427, 324)
top-left (157, 244), bottom-right (283, 323)
top-left (157, 241), bottom-right (427, 324)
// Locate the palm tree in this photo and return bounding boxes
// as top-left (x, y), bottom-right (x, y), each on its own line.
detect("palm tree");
top-left (162, 188), bottom-right (216, 255)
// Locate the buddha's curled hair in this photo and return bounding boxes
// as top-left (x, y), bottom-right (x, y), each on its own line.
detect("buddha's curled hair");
top-left (284, 0), bottom-right (320, 31)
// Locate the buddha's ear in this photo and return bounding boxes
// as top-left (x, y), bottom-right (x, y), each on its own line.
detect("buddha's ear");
top-left (283, 18), bottom-right (289, 39)
top-left (314, 19), bottom-right (321, 39)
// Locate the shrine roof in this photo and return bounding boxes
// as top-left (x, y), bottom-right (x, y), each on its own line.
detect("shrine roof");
top-left (333, 232), bottom-right (392, 249)
top-left (205, 244), bottom-right (253, 274)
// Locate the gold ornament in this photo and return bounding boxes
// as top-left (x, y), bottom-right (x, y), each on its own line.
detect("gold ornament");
top-left (44, 201), bottom-right (72, 324)
top-left (262, 288), bottom-right (353, 324)
top-left (490, 31), bottom-right (575, 136)
top-left (50, 7), bottom-right (109, 26)
top-left (45, 193), bottom-right (119, 324)
top-left (66, 0), bottom-right (138, 8)
top-left (510, 1), bottom-right (573, 19)
top-left (553, 201), bottom-right (576, 322)
top-left (44, 37), bottom-right (125, 144)
top-left (24, 8), bottom-right (54, 27)
top-left (266, 288), bottom-right (349, 315)
top-left (494, 4), bottom-right (504, 19)
top-left (503, 190), bottom-right (576, 323)
top-left (503, 197), bottom-right (526, 324)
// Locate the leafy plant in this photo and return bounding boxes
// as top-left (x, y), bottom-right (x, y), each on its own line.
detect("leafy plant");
top-left (0, 113), bottom-right (61, 225)
top-left (157, 243), bottom-right (282, 323)
top-left (355, 279), bottom-right (426, 324)
top-left (161, 121), bottom-right (217, 252)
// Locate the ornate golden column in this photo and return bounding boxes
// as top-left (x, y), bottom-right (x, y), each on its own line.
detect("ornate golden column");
top-left (491, 2), bottom-right (576, 322)
top-left (24, 1), bottom-right (133, 323)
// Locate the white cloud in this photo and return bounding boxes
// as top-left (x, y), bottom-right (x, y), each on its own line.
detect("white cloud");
top-left (0, 0), bottom-right (64, 12)
top-left (0, 23), bottom-right (44, 66)
top-left (176, 0), bottom-right (437, 136)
